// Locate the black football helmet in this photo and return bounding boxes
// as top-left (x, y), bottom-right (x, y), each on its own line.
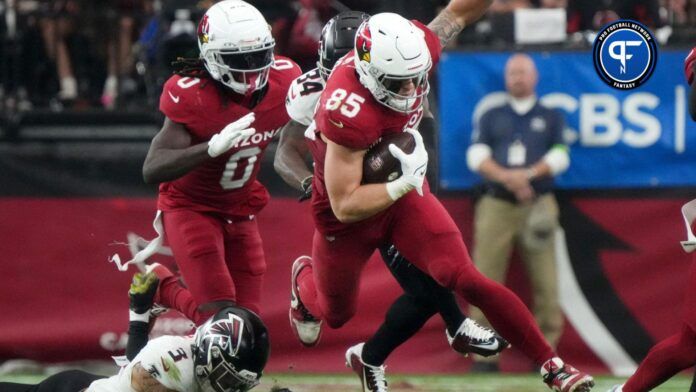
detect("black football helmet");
top-left (193, 306), bottom-right (270, 392)
top-left (318, 10), bottom-right (370, 80)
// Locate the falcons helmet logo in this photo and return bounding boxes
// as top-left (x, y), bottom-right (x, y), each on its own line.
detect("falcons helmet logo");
top-left (207, 314), bottom-right (245, 357)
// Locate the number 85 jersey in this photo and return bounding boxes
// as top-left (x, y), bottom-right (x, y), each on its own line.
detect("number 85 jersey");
top-left (308, 20), bottom-right (439, 234)
top-left (157, 57), bottom-right (301, 217)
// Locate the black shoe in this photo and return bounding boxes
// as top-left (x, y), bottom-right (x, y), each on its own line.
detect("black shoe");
top-left (447, 318), bottom-right (509, 357)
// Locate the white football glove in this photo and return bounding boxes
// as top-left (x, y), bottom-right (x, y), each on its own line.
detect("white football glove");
top-left (208, 112), bottom-right (256, 158)
top-left (386, 128), bottom-right (428, 200)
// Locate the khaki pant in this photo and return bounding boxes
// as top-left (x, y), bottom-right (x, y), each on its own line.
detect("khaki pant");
top-left (470, 194), bottom-right (564, 363)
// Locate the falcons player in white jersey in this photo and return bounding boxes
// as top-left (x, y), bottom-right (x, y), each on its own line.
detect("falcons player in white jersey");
top-left (0, 272), bottom-right (270, 392)
top-left (87, 334), bottom-right (195, 392)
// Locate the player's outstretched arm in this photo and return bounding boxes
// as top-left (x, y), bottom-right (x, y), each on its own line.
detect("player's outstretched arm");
top-left (274, 120), bottom-right (313, 191)
top-left (142, 118), bottom-right (211, 184)
top-left (427, 0), bottom-right (492, 47)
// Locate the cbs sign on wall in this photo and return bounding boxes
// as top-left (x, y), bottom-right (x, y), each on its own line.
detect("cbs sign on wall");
top-left (437, 51), bottom-right (695, 190)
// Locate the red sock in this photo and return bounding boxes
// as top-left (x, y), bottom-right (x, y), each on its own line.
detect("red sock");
top-left (159, 276), bottom-right (207, 325)
top-left (623, 324), bottom-right (696, 392)
top-left (297, 264), bottom-right (322, 319)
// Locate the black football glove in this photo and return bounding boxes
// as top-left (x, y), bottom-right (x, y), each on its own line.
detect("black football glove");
top-left (298, 175), bottom-right (313, 202)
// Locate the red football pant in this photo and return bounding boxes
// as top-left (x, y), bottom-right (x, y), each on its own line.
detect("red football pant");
top-left (298, 190), bottom-right (555, 365)
top-left (622, 324), bottom-right (696, 392)
top-left (162, 209), bottom-right (266, 322)
top-left (150, 269), bottom-right (204, 324)
top-left (623, 255), bottom-right (696, 392)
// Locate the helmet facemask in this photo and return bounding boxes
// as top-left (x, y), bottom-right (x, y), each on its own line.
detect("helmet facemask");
top-left (377, 68), bottom-right (430, 113)
top-left (202, 43), bottom-right (275, 95)
top-left (357, 59), bottom-right (431, 114)
top-left (317, 39), bottom-right (333, 81)
top-left (194, 352), bottom-right (260, 392)
top-left (197, 1), bottom-right (276, 96)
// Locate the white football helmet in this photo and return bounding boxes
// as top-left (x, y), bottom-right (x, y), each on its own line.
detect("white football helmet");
top-left (197, 0), bottom-right (275, 95)
top-left (354, 13), bottom-right (431, 113)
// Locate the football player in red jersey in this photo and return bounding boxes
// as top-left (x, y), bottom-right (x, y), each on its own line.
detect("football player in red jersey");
top-left (279, 10), bottom-right (508, 387)
top-left (287, 1), bottom-right (594, 391)
top-left (606, 49), bottom-right (696, 392)
top-left (115, 0), bottom-right (301, 326)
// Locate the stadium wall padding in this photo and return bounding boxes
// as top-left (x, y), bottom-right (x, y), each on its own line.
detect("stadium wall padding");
top-left (0, 196), bottom-right (692, 376)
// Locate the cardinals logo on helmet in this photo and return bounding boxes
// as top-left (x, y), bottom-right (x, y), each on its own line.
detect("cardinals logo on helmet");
top-left (198, 14), bottom-right (210, 44)
top-left (356, 22), bottom-right (372, 63)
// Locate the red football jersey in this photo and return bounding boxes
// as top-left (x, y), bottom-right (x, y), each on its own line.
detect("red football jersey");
top-left (157, 56), bottom-right (301, 217)
top-left (309, 20), bottom-right (441, 234)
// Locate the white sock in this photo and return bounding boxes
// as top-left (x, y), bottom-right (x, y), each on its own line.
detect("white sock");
top-left (129, 310), bottom-right (151, 322)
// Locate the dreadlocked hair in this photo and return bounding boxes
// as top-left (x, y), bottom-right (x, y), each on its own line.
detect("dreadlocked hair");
top-left (169, 56), bottom-right (267, 108)
top-left (171, 56), bottom-right (235, 106)
top-left (172, 57), bottom-right (208, 78)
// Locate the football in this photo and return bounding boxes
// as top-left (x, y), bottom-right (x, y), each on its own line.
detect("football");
top-left (362, 131), bottom-right (416, 184)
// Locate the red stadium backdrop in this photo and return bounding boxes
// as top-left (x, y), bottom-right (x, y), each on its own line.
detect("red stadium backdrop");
top-left (0, 196), bottom-right (692, 376)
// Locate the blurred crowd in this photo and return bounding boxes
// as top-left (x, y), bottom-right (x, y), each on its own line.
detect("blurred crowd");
top-left (0, 0), bottom-right (694, 113)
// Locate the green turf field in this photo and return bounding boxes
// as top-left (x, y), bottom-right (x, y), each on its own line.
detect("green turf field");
top-left (0, 372), bottom-right (692, 391)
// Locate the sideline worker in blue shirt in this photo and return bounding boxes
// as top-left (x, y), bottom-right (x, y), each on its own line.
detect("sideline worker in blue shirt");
top-left (466, 53), bottom-right (570, 373)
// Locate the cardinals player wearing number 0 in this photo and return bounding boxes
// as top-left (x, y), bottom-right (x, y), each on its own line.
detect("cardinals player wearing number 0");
top-left (288, 1), bottom-right (593, 391)
top-left (139, 0), bottom-right (300, 324)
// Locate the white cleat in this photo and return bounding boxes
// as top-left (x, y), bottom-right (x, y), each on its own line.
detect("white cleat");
top-left (289, 256), bottom-right (322, 346)
top-left (345, 343), bottom-right (388, 392)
